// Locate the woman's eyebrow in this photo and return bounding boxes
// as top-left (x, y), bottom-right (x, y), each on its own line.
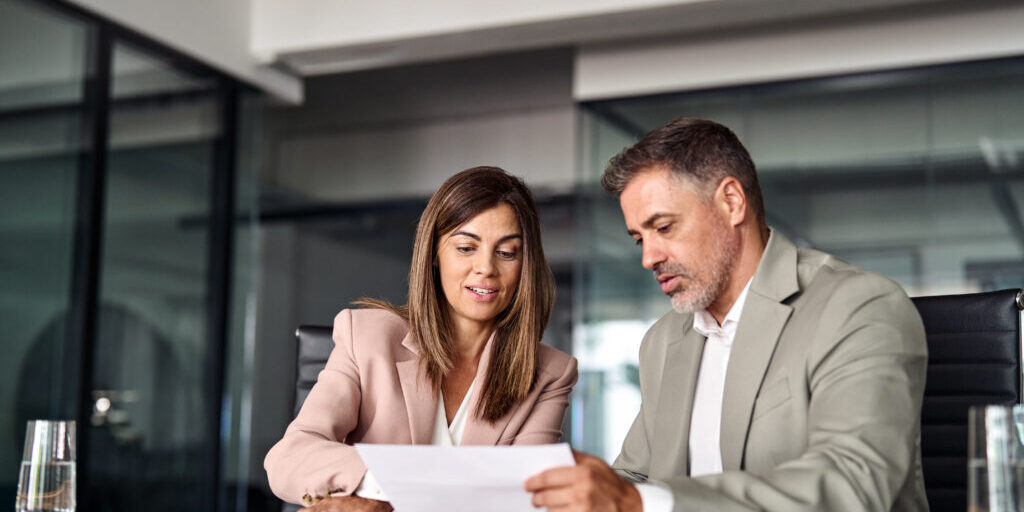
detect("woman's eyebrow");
top-left (449, 232), bottom-right (522, 242)
top-left (450, 231), bottom-right (480, 240)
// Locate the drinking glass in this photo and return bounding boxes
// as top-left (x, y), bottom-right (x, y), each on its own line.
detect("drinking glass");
top-left (15, 420), bottom-right (76, 512)
top-left (969, 405), bottom-right (1024, 512)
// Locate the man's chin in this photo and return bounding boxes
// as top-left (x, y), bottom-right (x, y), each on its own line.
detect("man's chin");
top-left (670, 293), bottom-right (701, 315)
top-left (670, 284), bottom-right (720, 314)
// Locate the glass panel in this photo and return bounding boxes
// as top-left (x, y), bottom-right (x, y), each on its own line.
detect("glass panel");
top-left (85, 41), bottom-right (221, 511)
top-left (0, 0), bottom-right (90, 504)
top-left (577, 58), bottom-right (1024, 460)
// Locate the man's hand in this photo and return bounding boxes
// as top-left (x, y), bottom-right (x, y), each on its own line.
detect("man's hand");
top-left (525, 450), bottom-right (643, 512)
top-left (299, 496), bottom-right (393, 512)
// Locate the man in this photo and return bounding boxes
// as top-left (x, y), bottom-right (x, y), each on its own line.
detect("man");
top-left (526, 118), bottom-right (928, 511)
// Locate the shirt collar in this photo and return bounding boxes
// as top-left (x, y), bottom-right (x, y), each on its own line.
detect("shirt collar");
top-left (692, 278), bottom-right (753, 339)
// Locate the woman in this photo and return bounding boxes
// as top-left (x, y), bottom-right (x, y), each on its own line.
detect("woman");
top-left (265, 167), bottom-right (578, 511)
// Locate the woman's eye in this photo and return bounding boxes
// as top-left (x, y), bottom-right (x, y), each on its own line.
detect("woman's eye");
top-left (456, 246), bottom-right (474, 254)
top-left (497, 249), bottom-right (517, 259)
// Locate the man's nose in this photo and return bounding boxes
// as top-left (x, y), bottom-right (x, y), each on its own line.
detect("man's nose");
top-left (641, 240), bottom-right (666, 270)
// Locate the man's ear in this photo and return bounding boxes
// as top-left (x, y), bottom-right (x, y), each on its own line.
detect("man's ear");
top-left (715, 177), bottom-right (747, 227)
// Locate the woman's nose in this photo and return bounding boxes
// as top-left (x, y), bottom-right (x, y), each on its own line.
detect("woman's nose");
top-left (473, 252), bottom-right (496, 275)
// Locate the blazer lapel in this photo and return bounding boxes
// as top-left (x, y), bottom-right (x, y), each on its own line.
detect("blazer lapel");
top-left (652, 324), bottom-right (705, 476)
top-left (396, 332), bottom-right (437, 444)
top-left (459, 331), bottom-right (505, 445)
top-left (719, 230), bottom-right (800, 470)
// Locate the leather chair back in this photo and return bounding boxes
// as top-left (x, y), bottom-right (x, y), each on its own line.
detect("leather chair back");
top-left (912, 288), bottom-right (1023, 512)
top-left (281, 325), bottom-right (333, 512)
top-left (292, 325), bottom-right (334, 417)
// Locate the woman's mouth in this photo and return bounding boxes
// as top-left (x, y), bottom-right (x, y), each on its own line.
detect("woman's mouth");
top-left (467, 286), bottom-right (499, 301)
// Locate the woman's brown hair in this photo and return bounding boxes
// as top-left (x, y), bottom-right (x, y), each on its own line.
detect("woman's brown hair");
top-left (356, 166), bottom-right (555, 421)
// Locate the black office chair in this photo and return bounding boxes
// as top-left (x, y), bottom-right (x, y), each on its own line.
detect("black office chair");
top-left (281, 325), bottom-right (334, 512)
top-left (912, 288), bottom-right (1024, 512)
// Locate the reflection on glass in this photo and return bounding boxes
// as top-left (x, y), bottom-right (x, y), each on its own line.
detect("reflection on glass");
top-left (576, 59), bottom-right (1024, 460)
top-left (0, 0), bottom-right (89, 506)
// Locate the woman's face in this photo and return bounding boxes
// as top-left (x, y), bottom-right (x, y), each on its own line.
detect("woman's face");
top-left (437, 203), bottom-right (524, 334)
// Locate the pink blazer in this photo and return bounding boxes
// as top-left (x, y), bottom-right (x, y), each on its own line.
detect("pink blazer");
top-left (264, 308), bottom-right (578, 504)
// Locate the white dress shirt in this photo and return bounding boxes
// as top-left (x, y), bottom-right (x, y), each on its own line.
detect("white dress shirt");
top-left (637, 280), bottom-right (752, 511)
top-left (354, 380), bottom-right (476, 501)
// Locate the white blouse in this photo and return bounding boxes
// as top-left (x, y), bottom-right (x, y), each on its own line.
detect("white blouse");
top-left (354, 380), bottom-right (477, 501)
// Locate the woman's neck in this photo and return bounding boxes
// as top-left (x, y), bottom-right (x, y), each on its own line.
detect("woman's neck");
top-left (449, 317), bottom-right (493, 365)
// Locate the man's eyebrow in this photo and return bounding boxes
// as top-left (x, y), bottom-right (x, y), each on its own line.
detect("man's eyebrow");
top-left (627, 213), bottom-right (676, 236)
top-left (641, 213), bottom-right (675, 229)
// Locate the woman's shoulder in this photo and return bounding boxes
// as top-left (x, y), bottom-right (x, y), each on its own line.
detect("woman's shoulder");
top-left (333, 307), bottom-right (411, 346)
top-left (536, 344), bottom-right (578, 380)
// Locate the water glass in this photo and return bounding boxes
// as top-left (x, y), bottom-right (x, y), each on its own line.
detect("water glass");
top-left (15, 420), bottom-right (76, 512)
top-left (969, 405), bottom-right (1024, 512)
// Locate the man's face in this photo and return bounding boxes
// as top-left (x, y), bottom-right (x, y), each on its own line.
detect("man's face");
top-left (619, 167), bottom-right (739, 314)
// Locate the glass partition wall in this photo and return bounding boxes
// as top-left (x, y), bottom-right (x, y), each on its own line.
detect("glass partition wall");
top-left (0, 1), bottom-right (90, 503)
top-left (0, 0), bottom-right (259, 510)
top-left (574, 57), bottom-right (1024, 460)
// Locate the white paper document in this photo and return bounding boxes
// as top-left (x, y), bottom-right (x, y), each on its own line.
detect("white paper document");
top-left (355, 443), bottom-right (575, 512)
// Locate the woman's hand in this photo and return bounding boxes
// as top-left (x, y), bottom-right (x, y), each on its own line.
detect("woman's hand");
top-left (299, 496), bottom-right (393, 512)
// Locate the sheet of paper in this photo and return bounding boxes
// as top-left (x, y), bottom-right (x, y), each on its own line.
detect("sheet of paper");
top-left (355, 443), bottom-right (575, 512)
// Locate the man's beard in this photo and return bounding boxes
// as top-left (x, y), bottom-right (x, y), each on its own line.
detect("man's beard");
top-left (655, 222), bottom-right (739, 314)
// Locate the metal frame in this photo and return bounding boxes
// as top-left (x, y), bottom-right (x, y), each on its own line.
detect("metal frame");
top-left (66, 21), bottom-right (112, 502)
top-left (207, 80), bottom-right (239, 510)
top-left (581, 54), bottom-right (1024, 111)
top-left (1017, 290), bottom-right (1024, 404)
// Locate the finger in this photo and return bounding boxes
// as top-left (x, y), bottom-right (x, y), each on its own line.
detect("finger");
top-left (532, 499), bottom-right (576, 512)
top-left (530, 487), bottom-right (578, 508)
top-left (524, 467), bottom-right (578, 491)
top-left (574, 452), bottom-right (605, 468)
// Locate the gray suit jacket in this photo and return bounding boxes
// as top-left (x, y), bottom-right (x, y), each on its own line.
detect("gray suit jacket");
top-left (613, 230), bottom-right (929, 511)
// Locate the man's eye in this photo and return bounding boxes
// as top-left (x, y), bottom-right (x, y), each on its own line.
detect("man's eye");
top-left (656, 224), bottom-right (671, 233)
top-left (633, 238), bottom-right (643, 246)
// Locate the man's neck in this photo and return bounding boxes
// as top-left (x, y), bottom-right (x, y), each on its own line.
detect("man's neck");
top-left (707, 228), bottom-right (768, 324)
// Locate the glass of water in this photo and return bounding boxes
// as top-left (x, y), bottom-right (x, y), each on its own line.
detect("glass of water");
top-left (16, 420), bottom-right (76, 512)
top-left (969, 405), bottom-right (1024, 512)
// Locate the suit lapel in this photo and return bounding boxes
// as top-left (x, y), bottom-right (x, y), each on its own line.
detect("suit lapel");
top-left (459, 331), bottom-right (505, 445)
top-left (719, 293), bottom-right (792, 469)
top-left (652, 324), bottom-right (705, 476)
top-left (396, 332), bottom-right (437, 444)
top-left (719, 230), bottom-right (800, 470)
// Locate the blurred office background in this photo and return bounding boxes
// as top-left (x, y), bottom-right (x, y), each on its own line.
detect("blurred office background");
top-left (2, 0), bottom-right (1023, 510)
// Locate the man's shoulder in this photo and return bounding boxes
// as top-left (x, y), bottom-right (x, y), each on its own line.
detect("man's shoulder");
top-left (791, 247), bottom-right (921, 335)
top-left (795, 247), bottom-right (907, 300)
